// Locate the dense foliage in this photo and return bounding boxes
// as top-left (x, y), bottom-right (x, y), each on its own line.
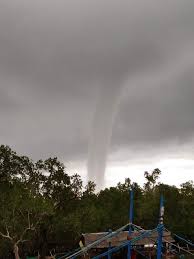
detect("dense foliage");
top-left (0, 145), bottom-right (194, 258)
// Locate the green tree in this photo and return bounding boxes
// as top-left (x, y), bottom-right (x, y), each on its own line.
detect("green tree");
top-left (144, 168), bottom-right (161, 191)
top-left (0, 180), bottom-right (52, 259)
top-left (83, 181), bottom-right (96, 197)
top-left (0, 145), bottom-right (34, 183)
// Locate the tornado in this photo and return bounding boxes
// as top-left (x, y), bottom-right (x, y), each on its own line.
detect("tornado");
top-left (87, 82), bottom-right (123, 188)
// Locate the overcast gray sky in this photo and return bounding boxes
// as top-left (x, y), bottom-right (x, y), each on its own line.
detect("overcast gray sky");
top-left (1, 0), bottom-right (194, 188)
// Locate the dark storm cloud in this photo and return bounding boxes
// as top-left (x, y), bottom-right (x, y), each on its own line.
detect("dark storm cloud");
top-left (113, 55), bottom-right (194, 147)
top-left (0, 0), bottom-right (194, 168)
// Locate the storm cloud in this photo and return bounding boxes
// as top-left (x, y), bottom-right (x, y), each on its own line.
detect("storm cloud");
top-left (0, 0), bottom-right (194, 186)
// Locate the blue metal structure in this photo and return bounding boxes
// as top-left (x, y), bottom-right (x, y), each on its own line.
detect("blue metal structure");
top-left (157, 195), bottom-right (164, 259)
top-left (127, 190), bottom-right (134, 259)
top-left (61, 192), bottom-right (194, 259)
top-left (129, 190), bottom-right (134, 225)
top-left (92, 228), bottom-right (158, 259)
top-left (108, 229), bottom-right (112, 259)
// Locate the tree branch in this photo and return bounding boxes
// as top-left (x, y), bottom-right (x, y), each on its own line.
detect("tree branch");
top-left (27, 210), bottom-right (31, 229)
top-left (16, 212), bottom-right (47, 245)
top-left (16, 227), bottom-right (31, 245)
top-left (0, 231), bottom-right (12, 241)
top-left (16, 216), bottom-right (42, 245)
top-left (6, 224), bottom-right (10, 237)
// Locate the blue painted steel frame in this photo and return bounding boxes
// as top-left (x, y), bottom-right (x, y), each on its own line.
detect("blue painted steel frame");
top-left (157, 195), bottom-right (164, 259)
top-left (127, 190), bottom-right (134, 259)
top-left (108, 229), bottom-right (112, 259)
top-left (92, 228), bottom-right (157, 259)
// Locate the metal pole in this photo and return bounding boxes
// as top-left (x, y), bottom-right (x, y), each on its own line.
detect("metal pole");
top-left (108, 229), bottom-right (112, 259)
top-left (129, 190), bottom-right (134, 224)
top-left (157, 195), bottom-right (164, 259)
top-left (127, 190), bottom-right (134, 259)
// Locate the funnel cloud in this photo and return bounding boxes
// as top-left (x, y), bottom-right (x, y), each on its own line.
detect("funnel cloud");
top-left (88, 83), bottom-right (123, 187)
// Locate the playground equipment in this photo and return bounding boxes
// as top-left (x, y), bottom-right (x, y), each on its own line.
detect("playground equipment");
top-left (60, 191), bottom-right (194, 259)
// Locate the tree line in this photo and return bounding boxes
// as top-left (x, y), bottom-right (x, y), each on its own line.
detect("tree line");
top-left (0, 145), bottom-right (194, 258)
